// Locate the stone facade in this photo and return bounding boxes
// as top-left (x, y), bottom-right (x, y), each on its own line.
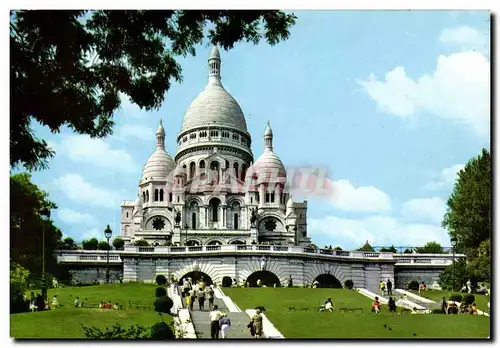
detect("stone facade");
top-left (120, 46), bottom-right (310, 247)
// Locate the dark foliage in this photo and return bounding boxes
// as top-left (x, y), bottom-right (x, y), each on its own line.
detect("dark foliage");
top-left (154, 296), bottom-right (173, 314)
top-left (156, 275), bottom-right (167, 286)
top-left (134, 240), bottom-right (149, 246)
top-left (10, 10), bottom-right (296, 171)
top-left (407, 280), bottom-right (419, 291)
top-left (449, 294), bottom-right (463, 303)
top-left (155, 286), bottom-right (167, 297)
top-left (462, 294), bottom-right (475, 305)
top-left (82, 238), bottom-right (99, 250)
top-left (344, 279), bottom-right (354, 289)
top-left (97, 241), bottom-right (111, 250)
top-left (81, 323), bottom-right (174, 339)
top-left (221, 276), bottom-right (232, 287)
top-left (379, 246), bottom-right (397, 253)
top-left (112, 237), bottom-right (125, 250)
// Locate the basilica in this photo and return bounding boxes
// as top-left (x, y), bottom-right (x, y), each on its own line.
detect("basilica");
top-left (120, 46), bottom-right (311, 247)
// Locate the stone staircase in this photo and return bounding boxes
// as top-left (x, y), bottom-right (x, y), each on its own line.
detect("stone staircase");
top-left (183, 296), bottom-right (253, 339)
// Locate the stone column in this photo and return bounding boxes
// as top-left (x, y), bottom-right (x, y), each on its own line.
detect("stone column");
top-left (258, 185), bottom-right (265, 208)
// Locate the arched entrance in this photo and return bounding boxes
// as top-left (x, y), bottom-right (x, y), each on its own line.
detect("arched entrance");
top-left (314, 274), bottom-right (342, 288)
top-left (222, 276), bottom-right (233, 287)
top-left (181, 271), bottom-right (213, 286)
top-left (186, 240), bottom-right (200, 246)
top-left (229, 240), bottom-right (245, 245)
top-left (207, 240), bottom-right (222, 246)
top-left (246, 271), bottom-right (281, 287)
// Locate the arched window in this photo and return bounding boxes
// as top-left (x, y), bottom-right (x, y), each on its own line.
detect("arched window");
top-left (142, 192), bottom-right (146, 203)
top-left (189, 162), bottom-right (196, 180)
top-left (169, 192), bottom-right (173, 202)
top-left (209, 198), bottom-right (220, 222)
top-left (177, 196), bottom-right (180, 203)
top-left (251, 197), bottom-right (253, 204)
top-left (160, 189), bottom-right (164, 201)
top-left (233, 162), bottom-right (239, 178)
top-left (126, 212), bottom-right (129, 218)
top-left (240, 164), bottom-right (247, 181)
top-left (271, 192), bottom-right (275, 203)
top-left (234, 213), bottom-right (239, 230)
top-left (146, 190), bottom-right (149, 203)
top-left (266, 192), bottom-right (270, 203)
top-left (192, 212), bottom-right (197, 230)
top-left (154, 189), bottom-right (159, 201)
top-left (200, 160), bottom-right (206, 181)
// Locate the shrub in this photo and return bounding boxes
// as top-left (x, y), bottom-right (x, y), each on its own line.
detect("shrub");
top-left (462, 294), bottom-right (475, 305)
top-left (344, 279), bottom-right (354, 289)
top-left (134, 240), bottom-right (149, 246)
top-left (154, 296), bottom-right (173, 314)
top-left (155, 287), bottom-right (167, 297)
top-left (431, 308), bottom-right (444, 314)
top-left (150, 322), bottom-right (174, 340)
top-left (407, 280), bottom-right (419, 291)
top-left (221, 276), bottom-right (232, 287)
top-left (449, 294), bottom-right (463, 303)
top-left (81, 323), bottom-right (174, 340)
top-left (156, 275), bottom-right (167, 286)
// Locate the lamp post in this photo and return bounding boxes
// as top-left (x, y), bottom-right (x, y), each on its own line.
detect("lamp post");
top-left (450, 237), bottom-right (458, 292)
top-left (104, 225), bottom-right (112, 284)
top-left (39, 207), bottom-right (51, 303)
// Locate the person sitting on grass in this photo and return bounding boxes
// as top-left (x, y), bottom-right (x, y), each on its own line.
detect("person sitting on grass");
top-left (319, 298), bottom-right (334, 312)
top-left (448, 301), bottom-right (458, 315)
top-left (411, 307), bottom-right (419, 314)
top-left (74, 297), bottom-right (80, 308)
top-left (105, 301), bottom-right (113, 309)
top-left (371, 297), bottom-right (381, 313)
top-left (441, 297), bottom-right (448, 314)
top-left (99, 301), bottom-right (104, 308)
top-left (469, 303), bottom-right (478, 315)
top-left (388, 297), bottom-right (396, 313)
top-left (113, 302), bottom-right (119, 309)
top-left (51, 295), bottom-right (59, 308)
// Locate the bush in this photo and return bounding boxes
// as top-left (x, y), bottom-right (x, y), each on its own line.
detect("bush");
top-left (156, 275), bottom-right (167, 286)
top-left (81, 323), bottom-right (174, 340)
top-left (221, 276), bottom-right (232, 287)
top-left (407, 280), bottom-right (419, 291)
top-left (462, 294), bottom-right (475, 305)
top-left (134, 240), bottom-right (149, 246)
top-left (344, 279), bottom-right (354, 289)
top-left (431, 308), bottom-right (444, 314)
top-left (155, 287), bottom-right (167, 297)
top-left (154, 296), bottom-right (173, 314)
top-left (449, 294), bottom-right (463, 303)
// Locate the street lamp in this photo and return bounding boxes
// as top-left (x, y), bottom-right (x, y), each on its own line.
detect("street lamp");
top-left (104, 225), bottom-right (113, 284)
top-left (39, 207), bottom-right (51, 303)
top-left (450, 237), bottom-right (458, 292)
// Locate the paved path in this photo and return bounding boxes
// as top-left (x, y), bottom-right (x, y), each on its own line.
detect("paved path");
top-left (183, 296), bottom-right (253, 339)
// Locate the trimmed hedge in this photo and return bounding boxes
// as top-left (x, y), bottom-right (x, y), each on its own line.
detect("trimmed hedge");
top-left (344, 279), bottom-right (354, 289)
top-left (155, 287), bottom-right (167, 297)
top-left (155, 275), bottom-right (167, 286)
top-left (462, 294), bottom-right (475, 305)
top-left (449, 294), bottom-right (463, 303)
top-left (407, 280), bottom-right (419, 291)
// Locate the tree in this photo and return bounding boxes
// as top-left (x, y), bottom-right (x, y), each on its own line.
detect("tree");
top-left (62, 237), bottom-right (78, 250)
top-left (82, 238), bottom-right (99, 250)
top-left (443, 149), bottom-right (491, 256)
top-left (416, 241), bottom-right (444, 254)
top-left (379, 245), bottom-right (397, 253)
top-left (357, 241), bottom-right (374, 252)
top-left (467, 239), bottom-right (490, 284)
top-left (10, 10), bottom-right (296, 171)
top-left (134, 240), bottom-right (149, 246)
top-left (10, 173), bottom-right (62, 277)
top-left (97, 240), bottom-right (111, 250)
top-left (438, 259), bottom-right (470, 291)
top-left (113, 237), bottom-right (125, 250)
top-left (10, 260), bottom-right (30, 313)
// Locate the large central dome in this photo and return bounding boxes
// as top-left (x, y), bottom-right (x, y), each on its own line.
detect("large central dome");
top-left (179, 46), bottom-right (249, 135)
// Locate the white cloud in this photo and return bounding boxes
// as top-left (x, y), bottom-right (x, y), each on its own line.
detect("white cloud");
top-left (424, 164), bottom-right (465, 190)
top-left (439, 26), bottom-right (489, 54)
top-left (57, 134), bottom-right (136, 172)
top-left (118, 92), bottom-right (143, 118)
top-left (119, 124), bottom-right (154, 141)
top-left (358, 50), bottom-right (490, 138)
top-left (309, 215), bottom-right (449, 248)
top-left (53, 173), bottom-right (122, 208)
top-left (81, 227), bottom-right (102, 241)
top-left (57, 208), bottom-right (97, 225)
top-left (401, 197), bottom-right (447, 225)
top-left (46, 140), bottom-right (57, 152)
top-left (329, 179), bottom-right (391, 213)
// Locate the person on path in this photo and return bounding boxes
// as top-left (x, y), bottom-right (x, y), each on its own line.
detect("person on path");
top-left (252, 309), bottom-right (263, 339)
top-left (207, 285), bottom-right (215, 310)
top-left (386, 279), bottom-right (392, 296)
top-left (198, 287), bottom-right (206, 311)
top-left (188, 288), bottom-right (195, 311)
top-left (209, 305), bottom-right (223, 339)
top-left (219, 313), bottom-right (231, 339)
top-left (257, 279), bottom-right (262, 288)
top-left (379, 280), bottom-right (386, 295)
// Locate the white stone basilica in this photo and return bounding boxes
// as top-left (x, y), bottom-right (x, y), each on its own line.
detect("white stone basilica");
top-left (120, 46), bottom-right (311, 247)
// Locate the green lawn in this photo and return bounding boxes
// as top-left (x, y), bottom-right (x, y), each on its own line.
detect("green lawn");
top-left (223, 288), bottom-right (490, 339)
top-left (414, 290), bottom-right (490, 311)
top-left (12, 283), bottom-right (164, 339)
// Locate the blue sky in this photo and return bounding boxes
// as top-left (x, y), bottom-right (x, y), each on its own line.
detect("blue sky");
top-left (24, 10), bottom-right (490, 249)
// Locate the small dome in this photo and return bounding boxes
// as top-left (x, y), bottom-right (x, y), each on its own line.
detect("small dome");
top-left (264, 121), bottom-right (273, 137)
top-left (286, 196), bottom-right (294, 209)
top-left (209, 45), bottom-right (220, 60)
top-left (174, 165), bottom-right (186, 177)
top-left (134, 196), bottom-right (141, 206)
top-left (156, 119), bottom-right (165, 135)
top-left (248, 150), bottom-right (286, 184)
top-left (141, 149), bottom-right (175, 181)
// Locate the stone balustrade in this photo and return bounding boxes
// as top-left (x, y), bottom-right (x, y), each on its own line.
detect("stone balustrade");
top-left (56, 245), bottom-right (464, 266)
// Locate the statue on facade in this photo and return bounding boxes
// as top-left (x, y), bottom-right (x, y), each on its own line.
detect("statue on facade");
top-left (175, 211), bottom-right (181, 225)
top-left (250, 209), bottom-right (257, 227)
top-left (260, 256), bottom-right (267, 272)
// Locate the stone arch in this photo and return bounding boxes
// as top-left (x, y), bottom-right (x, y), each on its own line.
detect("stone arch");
top-left (186, 196), bottom-right (203, 206)
top-left (226, 196), bottom-right (244, 207)
top-left (239, 257), bottom-right (288, 286)
top-left (180, 271), bottom-right (214, 286)
top-left (174, 260), bottom-right (219, 285)
top-left (314, 274), bottom-right (342, 288)
top-left (185, 239), bottom-right (202, 246)
top-left (209, 197), bottom-right (221, 222)
top-left (228, 239), bottom-right (245, 244)
top-left (206, 239), bottom-right (223, 246)
top-left (304, 262), bottom-right (348, 287)
top-left (246, 271), bottom-right (281, 287)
